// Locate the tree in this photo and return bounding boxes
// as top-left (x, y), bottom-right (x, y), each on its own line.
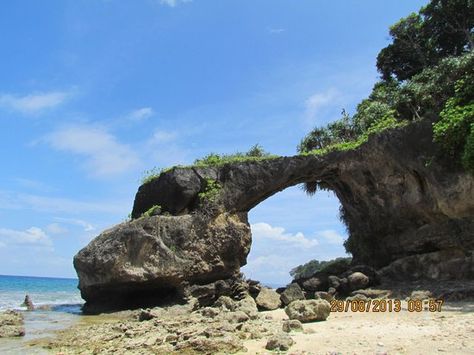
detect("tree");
top-left (377, 0), bottom-right (474, 81)
top-left (290, 257), bottom-right (352, 280)
top-left (297, 127), bottom-right (331, 153)
top-left (297, 110), bottom-right (356, 153)
top-left (377, 13), bottom-right (436, 81)
top-left (353, 80), bottom-right (401, 131)
top-left (422, 0), bottom-right (474, 55)
top-left (246, 144), bottom-right (269, 157)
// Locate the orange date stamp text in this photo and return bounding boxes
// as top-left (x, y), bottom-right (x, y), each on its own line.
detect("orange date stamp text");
top-left (330, 299), bottom-right (444, 313)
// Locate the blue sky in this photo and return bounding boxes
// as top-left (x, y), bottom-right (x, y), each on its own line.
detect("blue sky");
top-left (0, 0), bottom-right (427, 284)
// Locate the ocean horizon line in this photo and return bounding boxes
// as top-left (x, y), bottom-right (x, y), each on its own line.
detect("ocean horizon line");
top-left (0, 274), bottom-right (78, 281)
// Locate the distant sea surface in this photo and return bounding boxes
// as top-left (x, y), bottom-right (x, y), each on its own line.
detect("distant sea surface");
top-left (0, 274), bottom-right (83, 312)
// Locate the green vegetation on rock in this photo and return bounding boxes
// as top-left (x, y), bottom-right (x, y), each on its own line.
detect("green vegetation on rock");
top-left (433, 74), bottom-right (474, 173)
top-left (198, 179), bottom-right (222, 203)
top-left (193, 144), bottom-right (278, 167)
top-left (140, 144), bottom-right (278, 186)
top-left (140, 167), bottom-right (164, 185)
top-left (142, 205), bottom-right (162, 218)
top-left (290, 257), bottom-right (352, 280)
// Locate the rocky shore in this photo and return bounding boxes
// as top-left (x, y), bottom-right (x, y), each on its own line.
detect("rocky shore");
top-left (0, 310), bottom-right (24, 338)
top-left (25, 294), bottom-right (474, 354)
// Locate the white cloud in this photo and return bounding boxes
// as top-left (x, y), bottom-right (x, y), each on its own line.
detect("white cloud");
top-left (46, 223), bottom-right (69, 235)
top-left (54, 217), bottom-right (95, 232)
top-left (0, 91), bottom-right (69, 114)
top-left (304, 88), bottom-right (340, 125)
top-left (0, 227), bottom-right (52, 248)
top-left (159, 0), bottom-right (192, 7)
top-left (251, 222), bottom-right (319, 249)
top-left (267, 27), bottom-right (286, 35)
top-left (45, 125), bottom-right (140, 177)
top-left (0, 190), bottom-right (129, 216)
top-left (318, 229), bottom-right (346, 244)
top-left (149, 129), bottom-right (177, 144)
top-left (127, 107), bottom-right (154, 121)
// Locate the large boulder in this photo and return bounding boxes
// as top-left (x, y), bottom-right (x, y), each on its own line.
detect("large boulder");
top-left (236, 296), bottom-right (259, 319)
top-left (347, 272), bottom-right (370, 291)
top-left (131, 167), bottom-right (212, 218)
top-left (285, 299), bottom-right (331, 323)
top-left (302, 277), bottom-right (324, 292)
top-left (255, 288), bottom-right (281, 310)
top-left (74, 213), bottom-right (251, 312)
top-left (280, 283), bottom-right (305, 306)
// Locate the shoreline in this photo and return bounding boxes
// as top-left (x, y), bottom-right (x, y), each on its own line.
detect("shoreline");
top-left (17, 298), bottom-right (474, 354)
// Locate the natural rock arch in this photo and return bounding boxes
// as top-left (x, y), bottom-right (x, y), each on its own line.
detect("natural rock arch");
top-left (74, 121), bottom-right (474, 312)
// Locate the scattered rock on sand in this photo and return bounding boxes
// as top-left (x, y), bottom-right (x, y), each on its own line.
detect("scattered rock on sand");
top-left (265, 333), bottom-right (294, 351)
top-left (280, 283), bottom-right (305, 305)
top-left (315, 291), bottom-right (333, 302)
top-left (285, 299), bottom-right (331, 323)
top-left (236, 296), bottom-right (259, 319)
top-left (224, 310), bottom-right (249, 324)
top-left (256, 288), bottom-right (281, 310)
top-left (282, 319), bottom-right (303, 333)
top-left (0, 310), bottom-right (25, 338)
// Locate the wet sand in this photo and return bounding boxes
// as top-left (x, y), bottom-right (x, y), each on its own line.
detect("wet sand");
top-left (0, 310), bottom-right (80, 354)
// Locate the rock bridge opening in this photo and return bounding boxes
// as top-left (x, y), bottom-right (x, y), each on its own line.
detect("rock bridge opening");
top-left (241, 183), bottom-right (349, 288)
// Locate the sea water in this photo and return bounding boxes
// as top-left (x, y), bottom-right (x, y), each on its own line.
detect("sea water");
top-left (0, 275), bottom-right (84, 354)
top-left (0, 275), bottom-right (83, 312)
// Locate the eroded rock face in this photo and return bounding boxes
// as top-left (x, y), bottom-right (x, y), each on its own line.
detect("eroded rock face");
top-left (75, 120), bottom-right (474, 311)
top-left (74, 212), bottom-right (251, 312)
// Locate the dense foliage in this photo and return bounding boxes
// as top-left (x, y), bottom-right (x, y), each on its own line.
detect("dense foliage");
top-left (299, 0), bottom-right (474, 192)
top-left (377, 0), bottom-right (474, 81)
top-left (297, 0), bottom-right (473, 259)
top-left (290, 257), bottom-right (352, 280)
top-left (433, 71), bottom-right (474, 172)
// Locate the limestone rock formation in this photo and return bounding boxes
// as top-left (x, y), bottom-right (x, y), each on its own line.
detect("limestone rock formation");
top-left (265, 334), bottom-right (294, 351)
top-left (74, 213), bottom-right (250, 312)
top-left (285, 299), bottom-right (331, 322)
top-left (255, 287), bottom-right (281, 310)
top-left (0, 310), bottom-right (25, 338)
top-left (282, 319), bottom-right (304, 333)
top-left (347, 272), bottom-right (370, 291)
top-left (280, 283), bottom-right (305, 306)
top-left (74, 120), bottom-right (474, 311)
